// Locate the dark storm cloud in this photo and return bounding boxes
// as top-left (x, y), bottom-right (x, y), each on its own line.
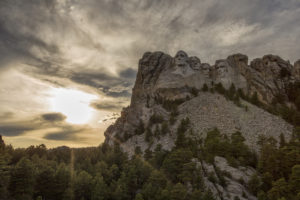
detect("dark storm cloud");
top-left (43, 127), bottom-right (84, 141)
top-left (0, 123), bottom-right (36, 137)
top-left (0, 111), bottom-right (94, 142)
top-left (91, 101), bottom-right (124, 112)
top-left (70, 71), bottom-right (133, 97)
top-left (0, 112), bottom-right (67, 137)
top-left (0, 114), bottom-right (56, 137)
top-left (41, 113), bottom-right (67, 122)
top-left (119, 68), bottom-right (137, 79)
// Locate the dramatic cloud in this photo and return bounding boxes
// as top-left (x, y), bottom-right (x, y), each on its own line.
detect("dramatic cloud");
top-left (43, 126), bottom-right (86, 141)
top-left (1, 0), bottom-right (300, 147)
top-left (41, 113), bottom-right (67, 122)
top-left (0, 112), bottom-right (67, 137)
top-left (0, 123), bottom-right (36, 137)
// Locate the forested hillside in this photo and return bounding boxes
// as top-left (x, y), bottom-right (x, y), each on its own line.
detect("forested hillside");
top-left (0, 127), bottom-right (299, 200)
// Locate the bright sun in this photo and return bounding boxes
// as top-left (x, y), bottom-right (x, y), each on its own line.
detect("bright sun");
top-left (49, 88), bottom-right (97, 124)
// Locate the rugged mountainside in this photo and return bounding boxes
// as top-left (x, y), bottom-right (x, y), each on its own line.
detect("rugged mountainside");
top-left (104, 51), bottom-right (299, 200)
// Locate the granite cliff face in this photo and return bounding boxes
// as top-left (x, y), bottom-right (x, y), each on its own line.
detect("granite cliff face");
top-left (104, 51), bottom-right (298, 200)
top-left (105, 51), bottom-right (298, 146)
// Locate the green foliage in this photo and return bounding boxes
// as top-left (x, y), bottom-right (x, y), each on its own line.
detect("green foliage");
top-left (161, 122), bottom-right (170, 135)
top-left (135, 120), bottom-right (145, 135)
top-left (208, 172), bottom-right (217, 184)
top-left (248, 173), bottom-right (261, 195)
top-left (145, 127), bottom-right (153, 143)
top-left (250, 92), bottom-right (261, 106)
top-left (155, 96), bottom-right (185, 113)
top-left (289, 165), bottom-right (300, 195)
top-left (190, 87), bottom-right (199, 97)
top-left (256, 134), bottom-right (300, 200)
top-left (202, 129), bottom-right (257, 167)
top-left (209, 83), bottom-right (246, 108)
top-left (0, 118), bottom-right (298, 200)
top-left (74, 170), bottom-right (93, 200)
top-left (267, 178), bottom-right (289, 200)
top-left (0, 152), bottom-right (10, 200)
top-left (9, 158), bottom-right (35, 200)
top-left (214, 166), bottom-right (227, 187)
top-left (149, 114), bottom-right (164, 126)
top-left (135, 146), bottom-right (142, 155)
top-left (162, 148), bottom-right (193, 182)
top-left (134, 193), bottom-right (144, 200)
top-left (170, 183), bottom-right (187, 200)
top-left (214, 83), bottom-right (226, 95)
top-left (175, 118), bottom-right (190, 148)
top-left (202, 83), bottom-right (209, 92)
top-left (169, 108), bottom-right (179, 125)
top-left (144, 148), bottom-right (153, 161)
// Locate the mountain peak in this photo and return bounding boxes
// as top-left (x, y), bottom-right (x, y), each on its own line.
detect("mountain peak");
top-left (105, 50), bottom-right (298, 150)
top-left (103, 51), bottom-right (299, 199)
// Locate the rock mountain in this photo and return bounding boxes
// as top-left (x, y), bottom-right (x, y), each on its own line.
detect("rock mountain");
top-left (104, 51), bottom-right (299, 200)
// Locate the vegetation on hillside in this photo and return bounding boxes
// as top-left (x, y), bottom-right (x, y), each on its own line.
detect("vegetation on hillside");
top-left (0, 120), bottom-right (299, 200)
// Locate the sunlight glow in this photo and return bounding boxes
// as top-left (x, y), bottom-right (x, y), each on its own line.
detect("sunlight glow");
top-left (49, 88), bottom-right (97, 124)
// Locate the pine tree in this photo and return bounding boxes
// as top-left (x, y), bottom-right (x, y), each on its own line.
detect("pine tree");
top-left (9, 158), bottom-right (35, 200)
top-left (170, 183), bottom-right (187, 200)
top-left (91, 174), bottom-right (108, 200)
top-left (267, 178), bottom-right (289, 200)
top-left (134, 193), bottom-right (144, 200)
top-left (288, 165), bottom-right (300, 195)
top-left (0, 153), bottom-right (10, 200)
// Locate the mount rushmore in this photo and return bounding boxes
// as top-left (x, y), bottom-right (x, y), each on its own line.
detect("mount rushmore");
top-left (104, 50), bottom-right (299, 199)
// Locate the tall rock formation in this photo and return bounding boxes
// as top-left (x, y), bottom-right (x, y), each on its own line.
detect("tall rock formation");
top-left (104, 50), bottom-right (299, 200)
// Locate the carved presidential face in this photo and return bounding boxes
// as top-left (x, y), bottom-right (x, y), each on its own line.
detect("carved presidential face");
top-left (201, 63), bottom-right (211, 77)
top-left (175, 51), bottom-right (188, 67)
top-left (189, 56), bottom-right (201, 70)
top-left (215, 60), bottom-right (229, 78)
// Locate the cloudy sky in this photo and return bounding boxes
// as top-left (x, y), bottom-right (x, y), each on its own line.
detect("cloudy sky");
top-left (0, 0), bottom-right (299, 148)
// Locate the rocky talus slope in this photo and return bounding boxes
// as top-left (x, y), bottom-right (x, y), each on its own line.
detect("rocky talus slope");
top-left (104, 51), bottom-right (299, 200)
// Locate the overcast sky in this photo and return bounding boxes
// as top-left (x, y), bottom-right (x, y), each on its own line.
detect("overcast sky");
top-left (0, 0), bottom-right (300, 148)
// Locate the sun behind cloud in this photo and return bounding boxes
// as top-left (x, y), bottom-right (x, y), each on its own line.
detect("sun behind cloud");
top-left (49, 88), bottom-right (98, 124)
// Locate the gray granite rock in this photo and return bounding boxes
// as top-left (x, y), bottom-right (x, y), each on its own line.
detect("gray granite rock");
top-left (104, 50), bottom-right (298, 199)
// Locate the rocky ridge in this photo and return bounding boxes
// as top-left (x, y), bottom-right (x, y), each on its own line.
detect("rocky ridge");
top-left (104, 50), bottom-right (299, 200)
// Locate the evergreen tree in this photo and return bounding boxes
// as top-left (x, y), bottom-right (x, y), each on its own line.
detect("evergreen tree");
top-left (53, 163), bottom-right (71, 199)
top-left (145, 128), bottom-right (153, 143)
top-left (9, 158), bottom-right (35, 200)
top-left (288, 165), bottom-right (300, 195)
top-left (170, 183), bottom-right (187, 200)
top-left (202, 83), bottom-right (209, 92)
top-left (0, 152), bottom-right (10, 200)
top-left (91, 174), bottom-right (108, 200)
top-left (35, 166), bottom-right (56, 199)
top-left (74, 170), bottom-right (93, 200)
top-left (267, 178), bottom-right (289, 200)
top-left (134, 193), bottom-right (144, 200)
